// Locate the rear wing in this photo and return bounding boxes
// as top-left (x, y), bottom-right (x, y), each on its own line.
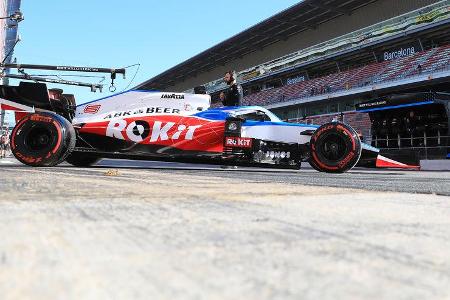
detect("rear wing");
top-left (0, 82), bottom-right (79, 122)
top-left (0, 82), bottom-right (51, 110)
top-left (0, 97), bottom-right (34, 112)
top-left (0, 82), bottom-right (50, 123)
top-left (0, 97), bottom-right (35, 123)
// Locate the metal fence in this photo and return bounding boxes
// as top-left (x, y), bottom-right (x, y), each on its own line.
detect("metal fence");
top-left (371, 134), bottom-right (449, 160)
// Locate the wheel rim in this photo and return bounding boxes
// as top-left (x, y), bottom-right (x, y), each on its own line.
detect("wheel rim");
top-left (317, 132), bottom-right (348, 162)
top-left (24, 125), bottom-right (54, 152)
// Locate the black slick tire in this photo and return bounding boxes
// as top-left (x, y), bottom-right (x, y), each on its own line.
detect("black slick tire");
top-left (309, 122), bottom-right (362, 173)
top-left (10, 112), bottom-right (76, 167)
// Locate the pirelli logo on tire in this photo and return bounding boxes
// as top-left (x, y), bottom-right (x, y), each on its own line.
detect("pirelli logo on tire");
top-left (30, 115), bottom-right (53, 123)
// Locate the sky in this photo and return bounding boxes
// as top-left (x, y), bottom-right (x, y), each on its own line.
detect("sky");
top-left (10, 0), bottom-right (300, 106)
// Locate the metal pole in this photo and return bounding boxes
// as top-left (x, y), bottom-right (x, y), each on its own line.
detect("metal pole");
top-left (3, 74), bottom-right (103, 91)
top-left (417, 38), bottom-right (424, 52)
top-left (372, 51), bottom-right (378, 63)
top-left (2, 63), bottom-right (126, 76)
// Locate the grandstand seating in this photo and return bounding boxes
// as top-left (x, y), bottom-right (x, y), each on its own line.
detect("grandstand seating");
top-left (421, 44), bottom-right (450, 73)
top-left (240, 44), bottom-right (450, 108)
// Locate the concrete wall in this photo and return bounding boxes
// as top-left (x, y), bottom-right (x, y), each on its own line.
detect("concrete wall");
top-left (169, 0), bottom-right (440, 92)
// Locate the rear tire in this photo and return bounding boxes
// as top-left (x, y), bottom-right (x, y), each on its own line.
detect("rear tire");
top-left (65, 152), bottom-right (101, 167)
top-left (10, 112), bottom-right (76, 167)
top-left (309, 122), bottom-right (361, 173)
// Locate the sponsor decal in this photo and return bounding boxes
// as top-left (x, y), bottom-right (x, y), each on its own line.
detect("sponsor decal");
top-left (106, 119), bottom-right (201, 143)
top-left (242, 70), bottom-right (260, 81)
top-left (313, 124), bottom-right (334, 141)
top-left (56, 66), bottom-right (100, 72)
top-left (104, 107), bottom-right (181, 119)
top-left (224, 137), bottom-right (252, 148)
top-left (337, 151), bottom-right (355, 169)
top-left (383, 47), bottom-right (416, 61)
top-left (286, 74), bottom-right (306, 85)
top-left (30, 115), bottom-right (53, 123)
top-left (15, 151), bottom-right (41, 164)
top-left (161, 93), bottom-right (185, 99)
top-left (378, 41), bottom-right (420, 61)
top-left (84, 104), bottom-right (101, 114)
top-left (357, 100), bottom-right (387, 108)
top-left (265, 151), bottom-right (291, 159)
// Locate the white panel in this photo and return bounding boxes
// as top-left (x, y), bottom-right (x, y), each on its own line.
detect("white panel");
top-left (241, 124), bottom-right (315, 144)
top-left (73, 91), bottom-right (211, 123)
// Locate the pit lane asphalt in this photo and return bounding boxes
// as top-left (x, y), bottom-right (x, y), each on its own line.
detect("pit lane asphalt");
top-left (1, 157), bottom-right (450, 300)
top-left (95, 159), bottom-right (450, 196)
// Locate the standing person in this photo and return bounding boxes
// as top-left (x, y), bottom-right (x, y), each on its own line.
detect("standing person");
top-left (219, 71), bottom-right (242, 106)
top-left (4, 129), bottom-right (10, 157)
top-left (0, 132), bottom-right (6, 158)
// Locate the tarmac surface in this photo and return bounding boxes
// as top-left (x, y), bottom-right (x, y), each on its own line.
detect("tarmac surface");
top-left (0, 156), bottom-right (449, 300)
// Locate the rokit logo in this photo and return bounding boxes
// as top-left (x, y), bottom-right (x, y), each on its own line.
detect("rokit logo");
top-left (161, 93), bottom-right (185, 100)
top-left (106, 119), bottom-right (201, 143)
top-left (224, 137), bottom-right (252, 148)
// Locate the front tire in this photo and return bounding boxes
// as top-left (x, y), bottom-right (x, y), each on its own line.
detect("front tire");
top-left (309, 122), bottom-right (361, 173)
top-left (10, 112), bottom-right (76, 167)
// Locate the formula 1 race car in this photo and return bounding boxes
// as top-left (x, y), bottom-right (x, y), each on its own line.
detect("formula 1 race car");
top-left (0, 81), bottom-right (414, 172)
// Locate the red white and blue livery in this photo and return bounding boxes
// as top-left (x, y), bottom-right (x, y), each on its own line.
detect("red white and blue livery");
top-left (1, 82), bottom-right (414, 172)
